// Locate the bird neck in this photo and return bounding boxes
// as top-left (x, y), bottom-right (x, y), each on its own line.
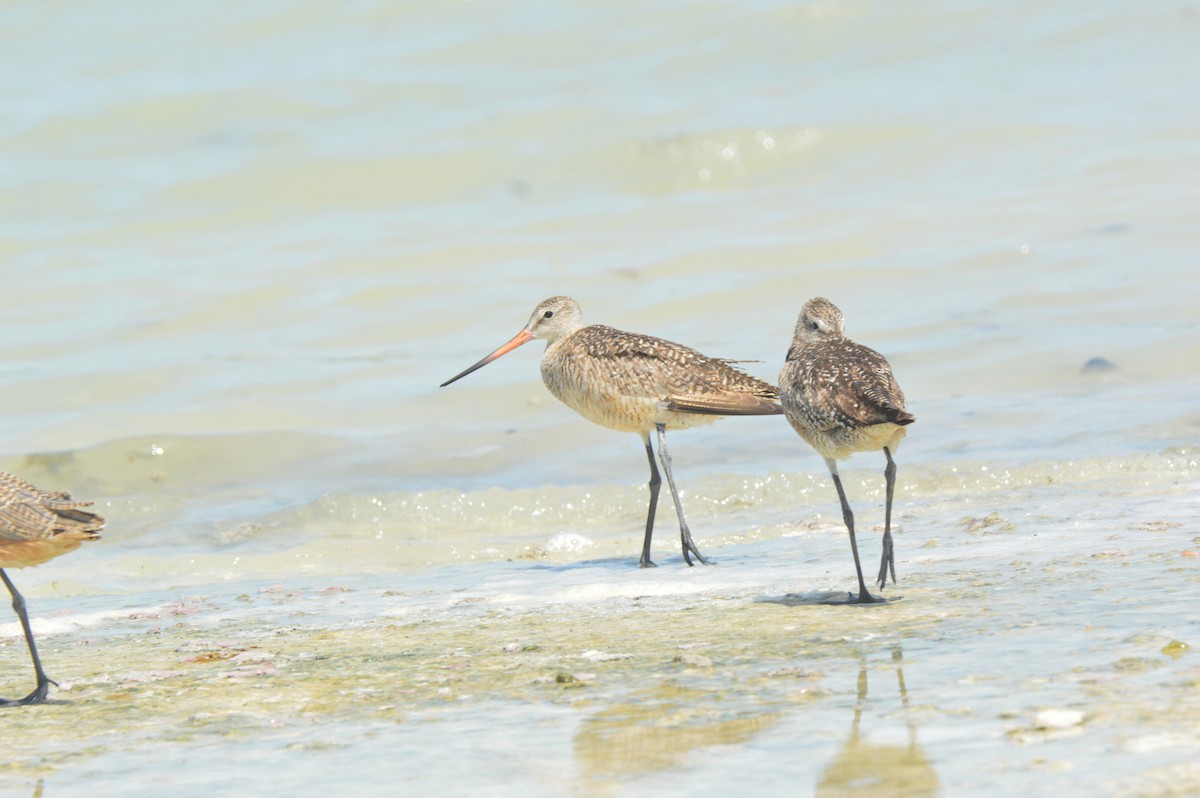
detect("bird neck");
top-left (541, 321), bottom-right (585, 348)
top-left (787, 334), bottom-right (839, 361)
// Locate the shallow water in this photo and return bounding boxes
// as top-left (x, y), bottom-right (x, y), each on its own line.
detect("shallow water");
top-left (2, 0), bottom-right (1199, 795)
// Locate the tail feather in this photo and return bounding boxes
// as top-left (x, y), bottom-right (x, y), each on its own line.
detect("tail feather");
top-left (54, 507), bottom-right (106, 535)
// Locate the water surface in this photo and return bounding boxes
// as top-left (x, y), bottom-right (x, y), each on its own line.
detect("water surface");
top-left (1, 1), bottom-right (1198, 795)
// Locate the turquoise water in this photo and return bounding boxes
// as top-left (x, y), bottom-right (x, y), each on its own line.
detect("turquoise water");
top-left (1, 1), bottom-right (1198, 795)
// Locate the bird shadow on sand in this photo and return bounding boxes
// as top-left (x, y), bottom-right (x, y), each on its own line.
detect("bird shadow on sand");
top-left (523, 557), bottom-right (655, 573)
top-left (523, 555), bottom-right (719, 573)
top-left (0, 697), bottom-right (75, 708)
top-left (755, 591), bottom-right (903, 607)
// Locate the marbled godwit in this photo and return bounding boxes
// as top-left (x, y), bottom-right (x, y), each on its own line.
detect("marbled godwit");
top-left (780, 298), bottom-right (914, 604)
top-left (1, 471), bottom-right (104, 705)
top-left (441, 295), bottom-right (781, 566)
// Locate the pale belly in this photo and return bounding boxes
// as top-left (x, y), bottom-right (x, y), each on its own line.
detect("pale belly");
top-left (0, 535), bottom-right (86, 569)
top-left (541, 365), bottom-right (720, 435)
top-left (788, 416), bottom-right (908, 461)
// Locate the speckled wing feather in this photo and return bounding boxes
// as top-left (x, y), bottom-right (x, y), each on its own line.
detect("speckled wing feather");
top-left (665, 394), bottom-right (783, 415)
top-left (784, 340), bottom-right (913, 431)
top-left (574, 326), bottom-right (781, 415)
top-left (0, 470), bottom-right (105, 542)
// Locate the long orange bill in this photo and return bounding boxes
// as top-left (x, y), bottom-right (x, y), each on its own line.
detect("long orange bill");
top-left (440, 329), bottom-right (535, 387)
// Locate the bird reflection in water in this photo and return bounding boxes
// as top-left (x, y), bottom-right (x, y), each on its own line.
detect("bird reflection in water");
top-left (570, 684), bottom-right (780, 797)
top-left (816, 648), bottom-right (940, 798)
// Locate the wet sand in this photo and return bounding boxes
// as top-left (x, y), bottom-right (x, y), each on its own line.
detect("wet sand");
top-left (3, 449), bottom-right (1196, 796)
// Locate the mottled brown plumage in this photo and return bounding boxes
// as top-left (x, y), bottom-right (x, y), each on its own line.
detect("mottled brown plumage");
top-left (780, 297), bottom-right (914, 604)
top-left (1, 470), bottom-right (104, 706)
top-left (442, 295), bottom-right (781, 567)
top-left (539, 322), bottom-right (781, 433)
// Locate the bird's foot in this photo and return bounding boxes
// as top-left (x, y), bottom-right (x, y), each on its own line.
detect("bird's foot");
top-left (639, 558), bottom-right (658, 569)
top-left (876, 530), bottom-right (897, 590)
top-left (0, 678), bottom-right (54, 707)
top-left (680, 537), bottom-right (713, 567)
top-left (818, 589), bottom-right (895, 606)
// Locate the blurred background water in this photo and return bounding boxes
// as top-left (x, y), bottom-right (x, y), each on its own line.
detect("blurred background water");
top-left (1, 1), bottom-right (1198, 795)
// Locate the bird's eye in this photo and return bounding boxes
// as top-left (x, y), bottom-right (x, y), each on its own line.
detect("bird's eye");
top-left (543, 310), bottom-right (554, 319)
top-left (806, 319), bottom-right (819, 331)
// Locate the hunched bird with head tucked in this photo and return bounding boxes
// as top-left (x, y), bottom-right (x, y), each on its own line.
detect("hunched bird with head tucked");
top-left (780, 297), bottom-right (914, 604)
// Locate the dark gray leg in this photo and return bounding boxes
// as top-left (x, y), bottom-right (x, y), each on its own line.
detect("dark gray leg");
top-left (877, 447), bottom-right (898, 589)
top-left (1, 569), bottom-right (55, 706)
top-left (656, 423), bottom-right (710, 566)
top-left (827, 458), bottom-right (878, 603)
top-left (640, 432), bottom-right (661, 568)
